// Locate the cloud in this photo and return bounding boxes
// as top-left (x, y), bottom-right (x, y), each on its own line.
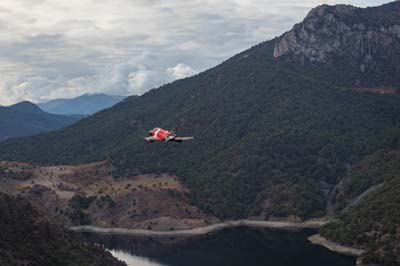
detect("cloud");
top-left (0, 0), bottom-right (393, 105)
top-left (127, 69), bottom-right (163, 96)
top-left (166, 63), bottom-right (196, 80)
top-left (0, 60), bottom-right (197, 105)
top-left (0, 75), bottom-right (71, 105)
top-left (127, 63), bottom-right (196, 95)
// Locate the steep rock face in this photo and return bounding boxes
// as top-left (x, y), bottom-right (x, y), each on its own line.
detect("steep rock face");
top-left (274, 2), bottom-right (400, 87)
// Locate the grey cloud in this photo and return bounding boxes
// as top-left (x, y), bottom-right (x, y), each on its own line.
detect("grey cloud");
top-left (0, 0), bottom-right (393, 105)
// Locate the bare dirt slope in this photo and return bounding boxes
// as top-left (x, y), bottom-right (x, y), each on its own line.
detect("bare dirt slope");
top-left (0, 160), bottom-right (216, 230)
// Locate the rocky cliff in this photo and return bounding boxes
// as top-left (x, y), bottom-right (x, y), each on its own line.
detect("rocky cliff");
top-left (274, 1), bottom-right (400, 87)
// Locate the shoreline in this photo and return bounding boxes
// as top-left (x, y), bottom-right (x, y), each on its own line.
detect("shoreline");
top-left (72, 219), bottom-right (365, 262)
top-left (308, 234), bottom-right (365, 257)
top-left (70, 219), bottom-right (328, 237)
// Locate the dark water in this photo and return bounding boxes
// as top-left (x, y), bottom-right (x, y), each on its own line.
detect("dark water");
top-left (84, 227), bottom-right (356, 266)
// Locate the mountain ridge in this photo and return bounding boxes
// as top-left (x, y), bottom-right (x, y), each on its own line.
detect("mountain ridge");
top-left (0, 101), bottom-right (82, 141)
top-left (38, 93), bottom-right (128, 115)
top-left (8, 101), bottom-right (46, 115)
top-left (1, 35), bottom-right (399, 219)
top-left (1, 3), bottom-right (400, 211)
top-left (273, 1), bottom-right (400, 88)
top-left (1, 2), bottom-right (400, 264)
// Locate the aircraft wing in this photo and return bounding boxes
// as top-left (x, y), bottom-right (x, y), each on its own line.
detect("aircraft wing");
top-left (165, 135), bottom-right (177, 142)
top-left (145, 136), bottom-right (157, 142)
top-left (174, 136), bottom-right (194, 141)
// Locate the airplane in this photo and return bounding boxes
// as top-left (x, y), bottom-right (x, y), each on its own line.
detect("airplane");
top-left (145, 127), bottom-right (194, 143)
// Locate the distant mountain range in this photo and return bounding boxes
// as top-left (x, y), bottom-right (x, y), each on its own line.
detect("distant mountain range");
top-left (1, 2), bottom-right (400, 265)
top-left (0, 101), bottom-right (81, 141)
top-left (0, 93), bottom-right (127, 141)
top-left (38, 93), bottom-right (128, 115)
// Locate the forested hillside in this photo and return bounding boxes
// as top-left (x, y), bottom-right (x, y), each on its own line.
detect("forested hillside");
top-left (0, 101), bottom-right (81, 141)
top-left (1, 1), bottom-right (400, 266)
top-left (1, 37), bottom-right (400, 219)
top-left (0, 2), bottom-right (400, 221)
top-left (0, 193), bottom-right (125, 266)
top-left (321, 150), bottom-right (400, 265)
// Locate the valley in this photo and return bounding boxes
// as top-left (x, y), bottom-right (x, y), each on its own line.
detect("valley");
top-left (1, 1), bottom-right (400, 266)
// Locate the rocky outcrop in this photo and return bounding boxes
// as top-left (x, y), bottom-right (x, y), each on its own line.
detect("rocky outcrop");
top-left (274, 1), bottom-right (400, 87)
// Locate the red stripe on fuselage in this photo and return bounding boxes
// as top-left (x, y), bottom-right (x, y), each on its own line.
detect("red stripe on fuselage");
top-left (151, 128), bottom-right (172, 140)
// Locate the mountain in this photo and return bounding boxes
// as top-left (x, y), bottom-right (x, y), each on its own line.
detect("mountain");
top-left (0, 2), bottom-right (400, 264)
top-left (273, 1), bottom-right (400, 88)
top-left (0, 192), bottom-right (125, 266)
top-left (38, 93), bottom-right (128, 115)
top-left (9, 101), bottom-right (45, 115)
top-left (1, 2), bottom-right (400, 218)
top-left (0, 101), bottom-right (82, 141)
top-left (321, 150), bottom-right (400, 266)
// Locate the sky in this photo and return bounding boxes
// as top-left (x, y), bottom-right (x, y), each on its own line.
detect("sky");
top-left (0, 0), bottom-right (393, 105)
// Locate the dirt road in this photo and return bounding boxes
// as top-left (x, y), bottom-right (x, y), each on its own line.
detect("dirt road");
top-left (70, 219), bottom-right (327, 237)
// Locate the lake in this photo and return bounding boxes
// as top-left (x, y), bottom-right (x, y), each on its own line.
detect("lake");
top-left (83, 227), bottom-right (356, 266)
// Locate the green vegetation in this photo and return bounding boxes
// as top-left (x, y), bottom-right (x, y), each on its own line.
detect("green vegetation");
top-left (0, 166), bottom-right (6, 175)
top-left (1, 2), bottom-right (400, 264)
top-left (0, 3), bottom-right (398, 265)
top-left (69, 195), bottom-right (96, 225)
top-left (97, 195), bottom-right (116, 209)
top-left (331, 150), bottom-right (400, 211)
top-left (0, 193), bottom-right (125, 266)
top-left (1, 40), bottom-right (400, 220)
top-left (322, 150), bottom-right (400, 265)
top-left (250, 180), bottom-right (326, 218)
